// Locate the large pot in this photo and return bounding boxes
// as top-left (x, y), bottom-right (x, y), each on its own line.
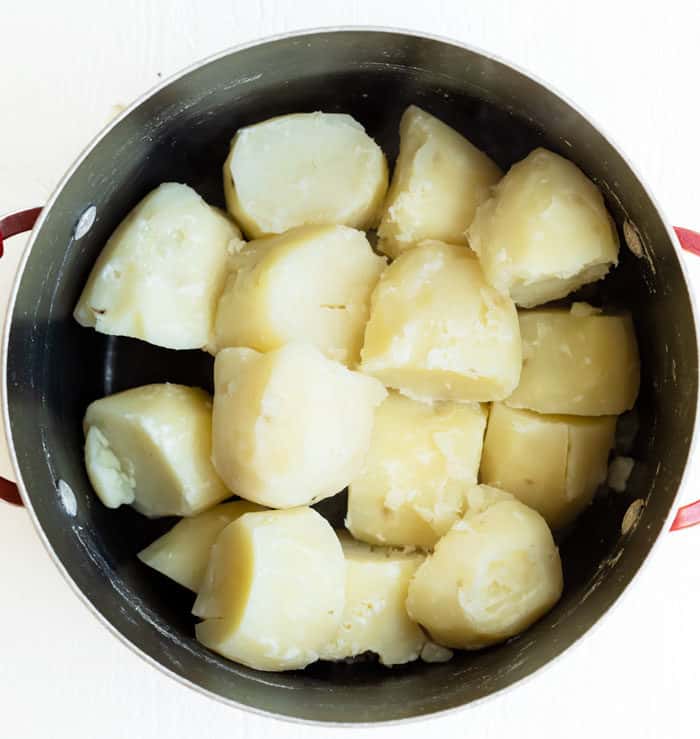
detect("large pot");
top-left (1, 28), bottom-right (700, 725)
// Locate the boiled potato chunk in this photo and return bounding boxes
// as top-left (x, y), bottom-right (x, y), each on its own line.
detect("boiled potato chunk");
top-left (212, 344), bottom-right (386, 508)
top-left (74, 183), bottom-right (240, 350)
top-left (468, 148), bottom-right (620, 307)
top-left (193, 507), bottom-right (345, 671)
top-left (406, 486), bottom-right (563, 649)
top-left (84, 384), bottom-right (229, 517)
top-left (507, 303), bottom-right (640, 415)
top-left (320, 532), bottom-right (426, 666)
top-left (138, 501), bottom-right (263, 591)
top-left (224, 112), bottom-right (388, 238)
top-left (360, 241), bottom-right (521, 402)
top-left (211, 225), bottom-right (386, 364)
top-left (378, 105), bottom-right (501, 258)
top-left (480, 404), bottom-right (616, 529)
top-left (347, 393), bottom-right (487, 549)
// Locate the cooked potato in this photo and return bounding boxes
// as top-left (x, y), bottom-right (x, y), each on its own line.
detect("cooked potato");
top-left (347, 393), bottom-right (487, 549)
top-left (193, 507), bottom-right (345, 671)
top-left (507, 303), bottom-right (640, 415)
top-left (138, 501), bottom-right (263, 591)
top-left (223, 112), bottom-right (388, 238)
top-left (480, 404), bottom-right (616, 529)
top-left (360, 240), bottom-right (521, 402)
top-left (377, 105), bottom-right (501, 258)
top-left (320, 532), bottom-right (426, 666)
top-left (74, 183), bottom-right (240, 350)
top-left (211, 224), bottom-right (385, 364)
top-left (84, 384), bottom-right (229, 517)
top-left (212, 344), bottom-right (386, 508)
top-left (468, 148), bottom-right (619, 307)
top-left (406, 486), bottom-right (563, 649)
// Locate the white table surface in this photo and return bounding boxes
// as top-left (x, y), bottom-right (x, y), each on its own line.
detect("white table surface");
top-left (1, 1), bottom-right (700, 737)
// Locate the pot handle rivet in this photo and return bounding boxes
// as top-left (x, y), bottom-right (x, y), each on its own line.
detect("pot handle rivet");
top-left (0, 206), bottom-right (42, 506)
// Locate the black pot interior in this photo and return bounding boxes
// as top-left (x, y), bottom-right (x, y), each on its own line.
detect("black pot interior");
top-left (5, 30), bottom-right (697, 723)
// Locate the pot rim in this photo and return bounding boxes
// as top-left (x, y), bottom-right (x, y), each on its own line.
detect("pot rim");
top-left (3, 25), bottom-right (699, 727)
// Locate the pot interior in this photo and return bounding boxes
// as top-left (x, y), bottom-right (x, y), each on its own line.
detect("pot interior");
top-left (5, 30), bottom-right (697, 723)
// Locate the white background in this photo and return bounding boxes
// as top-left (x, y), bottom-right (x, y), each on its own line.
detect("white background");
top-left (1, 1), bottom-right (700, 737)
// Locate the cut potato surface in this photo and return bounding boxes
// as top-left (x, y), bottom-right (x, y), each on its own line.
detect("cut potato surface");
top-left (347, 393), bottom-right (488, 549)
top-left (378, 105), bottom-right (501, 259)
top-left (468, 148), bottom-right (619, 308)
top-left (320, 532), bottom-right (426, 666)
top-left (507, 303), bottom-right (640, 415)
top-left (74, 183), bottom-right (240, 350)
top-left (406, 486), bottom-right (563, 649)
top-left (480, 404), bottom-right (616, 529)
top-left (193, 507), bottom-right (345, 671)
top-left (224, 112), bottom-right (388, 238)
top-left (211, 224), bottom-right (386, 364)
top-left (360, 240), bottom-right (521, 402)
top-left (138, 501), bottom-right (264, 591)
top-left (212, 344), bottom-right (386, 508)
top-left (84, 384), bottom-right (229, 517)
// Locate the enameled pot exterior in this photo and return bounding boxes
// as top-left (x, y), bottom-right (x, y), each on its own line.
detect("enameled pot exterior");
top-left (1, 29), bottom-right (698, 724)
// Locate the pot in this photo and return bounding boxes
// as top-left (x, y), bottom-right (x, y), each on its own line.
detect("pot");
top-left (1, 28), bottom-right (700, 725)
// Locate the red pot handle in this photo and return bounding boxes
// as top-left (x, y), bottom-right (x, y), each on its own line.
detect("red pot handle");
top-left (0, 207), bottom-right (42, 505)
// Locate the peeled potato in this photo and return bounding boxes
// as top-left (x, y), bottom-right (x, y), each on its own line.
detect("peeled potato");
top-left (468, 148), bottom-right (620, 307)
top-left (84, 384), bottom-right (228, 517)
top-left (74, 183), bottom-right (240, 350)
top-left (224, 112), bottom-right (388, 238)
top-left (406, 486), bottom-right (563, 649)
top-left (507, 303), bottom-right (640, 415)
top-left (347, 393), bottom-right (487, 549)
top-left (480, 404), bottom-right (616, 529)
top-left (212, 344), bottom-right (386, 508)
top-left (320, 532), bottom-right (426, 666)
top-left (360, 240), bottom-right (521, 402)
top-left (193, 507), bottom-right (345, 671)
top-left (138, 501), bottom-right (263, 591)
top-left (378, 105), bottom-right (502, 259)
top-left (211, 225), bottom-right (386, 364)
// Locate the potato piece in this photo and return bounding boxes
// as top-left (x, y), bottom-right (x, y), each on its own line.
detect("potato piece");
top-left (507, 303), bottom-right (640, 415)
top-left (360, 241), bottom-right (521, 402)
top-left (84, 384), bottom-right (228, 517)
top-left (377, 105), bottom-right (501, 259)
top-left (74, 183), bottom-right (240, 350)
top-left (211, 225), bottom-right (385, 364)
top-left (347, 393), bottom-right (487, 549)
top-left (224, 112), bottom-right (388, 238)
top-left (212, 344), bottom-right (386, 508)
top-left (320, 532), bottom-right (426, 666)
top-left (138, 501), bottom-right (263, 591)
top-left (468, 148), bottom-right (620, 307)
top-left (480, 404), bottom-right (616, 529)
top-left (193, 507), bottom-right (345, 671)
top-left (406, 486), bottom-right (563, 649)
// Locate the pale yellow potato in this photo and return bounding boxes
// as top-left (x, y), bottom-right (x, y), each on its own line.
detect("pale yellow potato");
top-left (377, 105), bottom-right (501, 259)
top-left (212, 344), bottom-right (386, 508)
top-left (138, 501), bottom-right (263, 591)
top-left (507, 303), bottom-right (640, 415)
top-left (347, 393), bottom-right (487, 549)
top-left (360, 241), bottom-right (521, 402)
top-left (224, 112), bottom-right (388, 238)
top-left (468, 148), bottom-right (620, 308)
top-left (406, 486), bottom-right (563, 649)
top-left (74, 183), bottom-right (241, 350)
top-left (211, 224), bottom-right (385, 364)
top-left (194, 507), bottom-right (345, 671)
top-left (320, 532), bottom-right (426, 666)
top-left (480, 404), bottom-right (616, 529)
top-left (84, 384), bottom-right (229, 517)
